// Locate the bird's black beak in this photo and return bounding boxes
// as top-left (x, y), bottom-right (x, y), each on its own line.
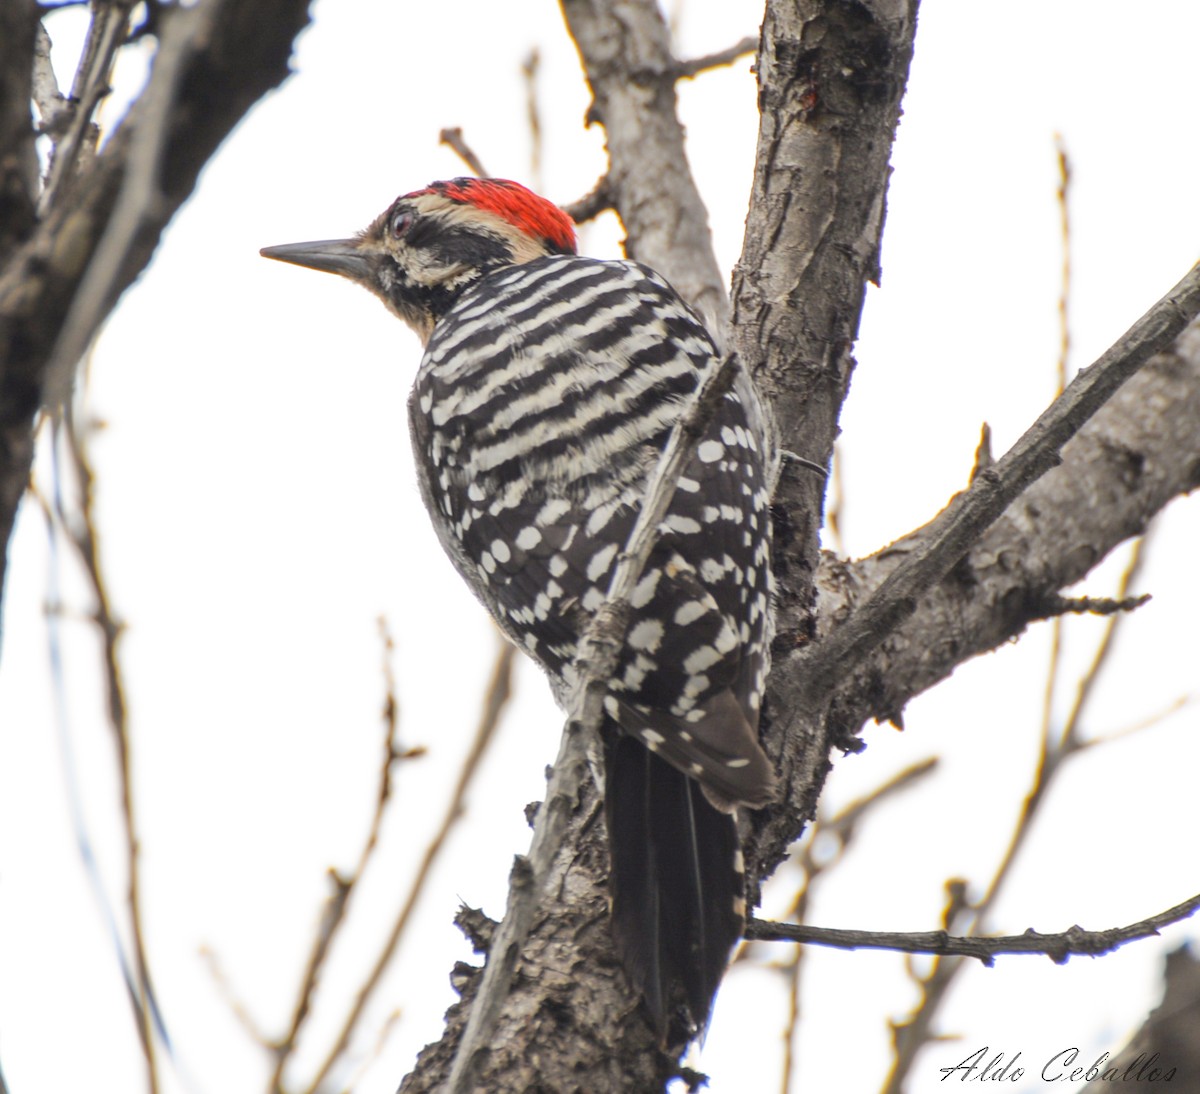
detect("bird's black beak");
top-left (259, 238), bottom-right (371, 281)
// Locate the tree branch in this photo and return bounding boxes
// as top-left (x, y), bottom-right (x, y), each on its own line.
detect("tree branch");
top-left (0, 2), bottom-right (38, 258)
top-left (746, 891), bottom-right (1200, 964)
top-left (673, 35), bottom-right (758, 80)
top-left (41, 0), bottom-right (223, 408)
top-left (795, 261), bottom-right (1200, 693)
top-left (560, 0), bottom-right (730, 335)
top-left (880, 532), bottom-right (1156, 1089)
top-left (37, 0), bottom-right (134, 218)
top-left (807, 315), bottom-right (1200, 777)
top-left (268, 620), bottom-right (418, 1094)
top-left (57, 403), bottom-right (161, 1092)
top-left (1038, 592), bottom-right (1151, 619)
top-left (0, 0), bottom-right (313, 625)
top-left (730, 0), bottom-right (922, 887)
top-left (438, 126), bottom-right (489, 178)
top-left (402, 2), bottom-right (927, 1086)
top-left (562, 173), bottom-right (613, 225)
top-left (308, 639), bottom-right (513, 1094)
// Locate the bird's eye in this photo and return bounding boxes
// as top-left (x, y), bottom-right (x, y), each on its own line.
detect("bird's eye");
top-left (391, 211), bottom-right (414, 239)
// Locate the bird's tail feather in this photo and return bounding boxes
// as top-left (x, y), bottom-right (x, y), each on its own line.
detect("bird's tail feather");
top-left (605, 733), bottom-right (743, 1046)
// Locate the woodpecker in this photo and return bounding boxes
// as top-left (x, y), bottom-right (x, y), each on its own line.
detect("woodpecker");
top-left (261, 177), bottom-right (776, 1044)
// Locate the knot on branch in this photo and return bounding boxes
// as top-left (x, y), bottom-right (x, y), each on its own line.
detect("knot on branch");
top-left (455, 903), bottom-right (498, 956)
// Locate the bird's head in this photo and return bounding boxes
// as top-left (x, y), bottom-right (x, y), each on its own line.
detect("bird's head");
top-left (261, 177), bottom-right (578, 344)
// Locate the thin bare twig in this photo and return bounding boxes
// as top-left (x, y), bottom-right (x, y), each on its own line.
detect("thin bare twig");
top-left (1032, 136), bottom-right (1072, 751)
top-left (58, 406), bottom-right (161, 1094)
top-left (1039, 592), bottom-right (1151, 619)
top-left (883, 533), bottom-right (1154, 1091)
top-left (438, 127), bottom-right (488, 178)
top-left (767, 759), bottom-right (937, 1094)
top-left (444, 354), bottom-right (743, 1094)
top-left (747, 891), bottom-right (1200, 962)
top-left (880, 154), bottom-right (1128, 1085)
top-left (1056, 534), bottom-right (1152, 754)
top-left (1092, 693), bottom-right (1193, 747)
top-left (198, 946), bottom-right (272, 1046)
top-left (44, 0), bottom-right (227, 409)
top-left (1054, 135), bottom-right (1073, 393)
top-left (521, 48), bottom-right (543, 193)
top-left (674, 34), bottom-right (758, 80)
top-left (342, 1008), bottom-right (404, 1094)
top-left (561, 174), bottom-right (613, 225)
top-left (268, 618), bottom-right (414, 1094)
top-left (37, 1), bottom-right (135, 216)
top-left (304, 637), bottom-right (516, 1094)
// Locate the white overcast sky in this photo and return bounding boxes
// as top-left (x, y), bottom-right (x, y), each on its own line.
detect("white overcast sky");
top-left (1, 2), bottom-right (1198, 1093)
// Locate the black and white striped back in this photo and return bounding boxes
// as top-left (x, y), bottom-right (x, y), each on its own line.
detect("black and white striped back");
top-left (409, 253), bottom-right (775, 808)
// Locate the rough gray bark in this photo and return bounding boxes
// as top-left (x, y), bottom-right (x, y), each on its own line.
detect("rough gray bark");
top-left (815, 321), bottom-right (1200, 732)
top-left (730, 0), bottom-right (921, 889)
top-left (0, 0), bottom-right (42, 605)
top-left (401, 1), bottom-right (926, 1090)
top-left (560, 0), bottom-right (731, 337)
top-left (399, 1), bottom-right (1200, 1091)
top-left (2, 1), bottom-right (1197, 1092)
top-left (0, 0), bottom-right (312, 625)
top-left (1082, 945), bottom-right (1200, 1091)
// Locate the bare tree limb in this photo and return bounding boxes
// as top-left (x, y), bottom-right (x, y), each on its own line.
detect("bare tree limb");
top-left (729, 0), bottom-right (922, 893)
top-left (794, 261), bottom-right (1200, 694)
top-left (437, 126), bottom-right (489, 178)
top-left (267, 619), bottom-right (416, 1094)
top-left (754, 759), bottom-right (938, 1094)
top-left (746, 892), bottom-right (1200, 963)
top-left (42, 0), bottom-right (224, 408)
top-left (562, 173), bottom-right (613, 224)
top-left (0, 0), bottom-right (313, 625)
top-left (0, 0), bottom-right (38, 259)
top-left (560, 0), bottom-right (730, 336)
top-left (57, 404), bottom-right (161, 1094)
top-left (402, 2), bottom-right (927, 1087)
top-left (306, 638), bottom-right (514, 1094)
top-left (674, 35), bottom-right (758, 80)
top-left (1038, 592), bottom-right (1151, 619)
top-left (30, 23), bottom-right (66, 137)
top-left (37, 1), bottom-right (134, 218)
top-left (882, 532), bottom-right (1154, 1090)
top-left (810, 318), bottom-right (1200, 796)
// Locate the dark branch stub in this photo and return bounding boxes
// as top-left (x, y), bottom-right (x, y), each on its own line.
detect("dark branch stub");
top-left (562, 174), bottom-right (614, 225)
top-left (674, 35), bottom-right (758, 80)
